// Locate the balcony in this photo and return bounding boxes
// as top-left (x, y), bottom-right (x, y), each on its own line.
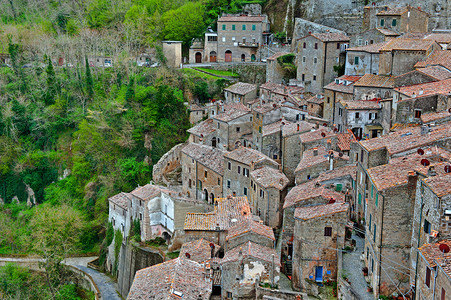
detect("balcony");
top-left (238, 42), bottom-right (259, 48)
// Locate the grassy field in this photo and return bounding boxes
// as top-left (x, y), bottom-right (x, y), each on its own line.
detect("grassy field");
top-left (195, 67), bottom-right (240, 77)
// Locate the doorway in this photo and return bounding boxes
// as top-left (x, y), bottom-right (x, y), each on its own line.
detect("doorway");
top-left (195, 52), bottom-right (202, 63)
top-left (210, 51), bottom-right (217, 63)
top-left (225, 50), bottom-right (232, 62)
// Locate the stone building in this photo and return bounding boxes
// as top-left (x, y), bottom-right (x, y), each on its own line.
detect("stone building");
top-left (162, 41), bottom-right (182, 68)
top-left (249, 166), bottom-right (289, 228)
top-left (296, 33), bottom-right (350, 94)
top-left (213, 103), bottom-right (252, 150)
top-left (189, 29), bottom-right (218, 64)
top-left (350, 28), bottom-right (399, 47)
top-left (323, 75), bottom-right (361, 122)
top-left (223, 146), bottom-right (279, 198)
top-left (345, 42), bottom-right (386, 76)
top-left (181, 143), bottom-right (225, 202)
top-left (292, 202), bottom-right (349, 293)
top-left (415, 240), bottom-right (451, 300)
top-left (189, 103), bottom-right (206, 124)
top-left (353, 73), bottom-right (394, 100)
top-left (414, 49), bottom-right (451, 70)
top-left (187, 118), bottom-right (216, 145)
top-left (375, 6), bottom-right (429, 34)
top-left (254, 119), bottom-right (288, 161)
top-left (394, 66), bottom-right (450, 88)
top-left (334, 100), bottom-right (382, 139)
top-left (224, 82), bottom-right (257, 104)
top-left (299, 127), bottom-right (338, 159)
top-left (259, 82), bottom-right (304, 104)
top-left (306, 95), bottom-right (324, 118)
top-left (220, 241), bottom-right (280, 299)
top-left (363, 149), bottom-right (451, 297)
top-left (217, 14), bottom-right (270, 63)
top-left (294, 146), bottom-right (350, 184)
top-left (127, 256), bottom-right (213, 299)
top-left (225, 219), bottom-right (275, 250)
top-left (266, 52), bottom-right (290, 84)
top-left (184, 196), bottom-right (252, 246)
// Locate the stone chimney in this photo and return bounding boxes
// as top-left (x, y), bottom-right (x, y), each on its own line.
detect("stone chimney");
top-left (428, 166), bottom-right (437, 177)
top-left (407, 171), bottom-right (418, 197)
top-left (329, 150), bottom-right (334, 171)
top-left (313, 147), bottom-right (318, 156)
top-left (326, 139), bottom-right (332, 150)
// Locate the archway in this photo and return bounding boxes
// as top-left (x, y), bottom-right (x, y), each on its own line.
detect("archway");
top-left (210, 51), bottom-right (217, 63)
top-left (225, 50), bottom-right (232, 62)
top-left (251, 54), bottom-right (256, 62)
top-left (195, 52), bottom-right (202, 63)
top-left (241, 54), bottom-right (246, 62)
top-left (204, 189), bottom-right (208, 201)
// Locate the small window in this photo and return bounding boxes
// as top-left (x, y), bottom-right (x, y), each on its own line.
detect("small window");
top-left (302, 56), bottom-right (306, 63)
top-left (303, 42), bottom-right (306, 48)
top-left (314, 43), bottom-right (318, 49)
top-left (222, 37), bottom-right (226, 42)
top-left (244, 187), bottom-right (247, 195)
top-left (139, 213), bottom-right (143, 220)
top-left (358, 39), bottom-right (362, 46)
top-left (336, 43), bottom-right (340, 49)
top-left (222, 24), bottom-right (226, 30)
top-left (373, 224), bottom-right (376, 242)
top-left (252, 25), bottom-right (256, 31)
top-left (242, 24), bottom-right (246, 30)
top-left (232, 24), bottom-right (236, 30)
top-left (369, 214), bottom-right (372, 232)
top-left (236, 127), bottom-right (241, 132)
top-left (327, 97), bottom-right (330, 104)
top-left (217, 122), bottom-right (220, 129)
top-left (238, 166), bottom-right (241, 174)
top-left (415, 109), bottom-right (422, 118)
top-left (392, 19), bottom-right (397, 26)
top-left (313, 75), bottom-right (317, 81)
top-left (227, 292), bottom-right (232, 297)
top-left (375, 193), bottom-right (379, 207)
top-left (307, 174), bottom-right (311, 180)
top-left (424, 219), bottom-right (431, 234)
top-left (425, 267), bottom-right (431, 288)
top-left (338, 108), bottom-right (343, 116)
top-left (380, 19), bottom-right (385, 27)
top-left (258, 126), bottom-right (262, 133)
top-left (355, 112), bottom-right (360, 118)
top-left (227, 180), bottom-right (231, 189)
top-left (324, 227), bottom-right (332, 236)
top-left (218, 178), bottom-right (220, 185)
top-left (313, 57), bottom-right (317, 64)
top-left (204, 171), bottom-right (208, 178)
top-left (360, 150), bottom-right (364, 162)
top-left (354, 56), bottom-right (359, 65)
top-left (228, 162), bottom-right (231, 170)
top-left (302, 74), bottom-right (305, 81)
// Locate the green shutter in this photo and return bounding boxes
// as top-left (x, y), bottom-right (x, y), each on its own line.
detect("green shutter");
top-left (335, 184), bottom-right (342, 192)
top-left (375, 193), bottom-right (379, 207)
top-left (232, 24), bottom-right (236, 30)
top-left (369, 214), bottom-right (372, 232)
top-left (222, 24), bottom-right (226, 30)
top-left (252, 25), bottom-right (256, 31)
top-left (381, 19), bottom-right (385, 26)
top-left (371, 185), bottom-right (374, 198)
top-left (354, 56), bottom-right (359, 64)
top-left (392, 19), bottom-right (397, 26)
top-left (242, 24), bottom-right (246, 30)
top-left (358, 193), bottom-right (362, 204)
top-left (258, 126), bottom-right (262, 133)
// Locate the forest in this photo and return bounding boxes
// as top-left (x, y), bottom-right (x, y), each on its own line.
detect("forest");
top-left (0, 0), bottom-right (266, 298)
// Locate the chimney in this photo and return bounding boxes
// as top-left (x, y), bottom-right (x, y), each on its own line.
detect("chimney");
top-left (329, 150), bottom-right (334, 171)
top-left (428, 166), bottom-right (437, 177)
top-left (421, 125), bottom-right (429, 135)
top-left (326, 139), bottom-right (332, 150)
top-left (313, 147), bottom-right (318, 156)
top-left (419, 88), bottom-right (424, 95)
top-left (210, 243), bottom-right (215, 258)
top-left (407, 171), bottom-right (418, 197)
top-left (232, 191), bottom-right (236, 197)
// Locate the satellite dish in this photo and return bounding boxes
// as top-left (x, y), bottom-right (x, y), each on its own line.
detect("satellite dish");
top-left (185, 252), bottom-right (191, 258)
top-left (421, 159), bottom-right (430, 166)
top-left (445, 165), bottom-right (451, 173)
top-left (417, 149), bottom-right (424, 155)
top-left (323, 123), bottom-right (328, 127)
top-left (333, 128), bottom-right (339, 132)
top-left (439, 243), bottom-right (450, 254)
top-left (210, 242), bottom-right (215, 248)
top-left (321, 132), bottom-right (326, 137)
top-left (339, 152), bottom-right (344, 157)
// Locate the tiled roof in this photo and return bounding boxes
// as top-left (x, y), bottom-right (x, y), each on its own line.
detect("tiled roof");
top-left (296, 145), bottom-right (349, 172)
top-left (262, 119), bottom-right (291, 136)
top-left (354, 74), bottom-right (394, 88)
top-left (221, 241), bottom-right (281, 266)
top-left (346, 42), bottom-right (388, 53)
top-left (420, 111), bottom-right (451, 124)
top-left (182, 143), bottom-right (225, 175)
top-left (306, 96), bottom-right (324, 104)
top-left (323, 75), bottom-right (361, 94)
top-left (295, 202), bottom-right (349, 221)
top-left (179, 239), bottom-right (220, 263)
top-left (250, 166), bottom-right (289, 191)
top-left (187, 118), bottom-right (216, 137)
top-left (283, 181), bottom-right (345, 209)
top-left (108, 192), bottom-right (131, 210)
top-left (376, 6), bottom-right (409, 15)
top-left (367, 148), bottom-right (451, 191)
top-left (128, 257), bottom-right (212, 300)
top-left (259, 82), bottom-right (304, 96)
top-left (184, 196), bottom-right (252, 231)
top-left (214, 103), bottom-right (251, 122)
top-left (421, 165), bottom-right (451, 197)
top-left (337, 131), bottom-right (357, 151)
top-left (395, 78), bottom-right (451, 99)
top-left (380, 39), bottom-right (436, 52)
top-left (310, 33), bottom-right (349, 42)
top-left (218, 15), bottom-right (266, 22)
top-left (414, 50), bottom-right (451, 70)
top-left (282, 121), bottom-right (316, 137)
top-left (299, 128), bottom-right (336, 144)
top-left (316, 165), bottom-right (357, 182)
top-left (252, 103), bottom-right (279, 114)
top-left (417, 65), bottom-right (451, 81)
top-left (419, 240), bottom-right (451, 278)
top-left (267, 52), bottom-right (290, 61)
top-left (129, 184), bottom-right (197, 204)
top-left (225, 146), bottom-right (278, 166)
top-left (376, 28), bottom-right (399, 36)
top-left (360, 122), bottom-right (451, 155)
top-left (226, 219), bottom-right (275, 241)
top-left (224, 82), bottom-right (257, 95)
top-left (402, 32), bottom-right (451, 44)
top-left (190, 103), bottom-right (204, 111)
top-left (339, 100), bottom-right (381, 110)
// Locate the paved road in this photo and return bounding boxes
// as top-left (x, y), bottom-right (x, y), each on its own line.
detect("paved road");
top-left (342, 234), bottom-right (374, 300)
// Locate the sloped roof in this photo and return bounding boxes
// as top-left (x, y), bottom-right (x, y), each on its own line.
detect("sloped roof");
top-left (283, 181), bottom-right (345, 209)
top-left (182, 143), bottom-right (225, 175)
top-left (395, 78), bottom-right (451, 98)
top-left (224, 82), bottom-right (257, 95)
top-left (376, 28), bottom-right (399, 36)
top-left (108, 192), bottom-right (132, 210)
top-left (250, 166), bottom-right (289, 191)
top-left (310, 32), bottom-right (349, 42)
top-left (354, 74), bottom-right (394, 88)
top-left (379, 39), bottom-right (436, 52)
top-left (339, 100), bottom-right (381, 110)
top-left (415, 50), bottom-right (451, 70)
top-left (187, 118), bottom-right (216, 137)
top-left (346, 42), bottom-right (388, 53)
top-left (225, 146), bottom-right (278, 166)
top-left (262, 119), bottom-right (291, 136)
top-left (295, 145), bottom-right (349, 172)
top-left (218, 15), bottom-right (266, 22)
top-left (214, 103), bottom-right (251, 122)
top-left (337, 131), bottom-right (357, 152)
top-left (419, 240), bottom-right (451, 278)
top-left (179, 239), bottom-right (220, 263)
top-left (295, 202), bottom-right (349, 221)
top-left (420, 111), bottom-right (451, 124)
top-left (226, 219), bottom-right (275, 241)
top-left (299, 128), bottom-right (336, 143)
top-left (221, 241), bottom-right (281, 266)
top-left (417, 65), bottom-right (451, 81)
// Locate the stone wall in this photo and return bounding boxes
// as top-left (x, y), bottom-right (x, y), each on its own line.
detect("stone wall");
top-left (255, 284), bottom-right (306, 299)
top-left (152, 142), bottom-right (187, 186)
top-left (337, 277), bottom-right (360, 300)
top-left (207, 63), bottom-right (267, 86)
top-left (292, 18), bottom-right (346, 51)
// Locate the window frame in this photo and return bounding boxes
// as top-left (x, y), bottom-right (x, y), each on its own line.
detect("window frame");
top-left (324, 227), bottom-right (332, 236)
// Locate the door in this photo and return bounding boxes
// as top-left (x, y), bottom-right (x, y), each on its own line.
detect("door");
top-left (195, 52), bottom-right (202, 63)
top-left (241, 54), bottom-right (246, 62)
top-left (225, 50), bottom-right (232, 62)
top-left (251, 54), bottom-right (256, 62)
top-left (210, 51), bottom-right (217, 63)
top-left (315, 266), bottom-right (323, 282)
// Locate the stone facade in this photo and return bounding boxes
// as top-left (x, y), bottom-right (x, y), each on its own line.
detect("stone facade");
top-left (162, 41), bottom-right (182, 68)
top-left (375, 6), bottom-right (428, 34)
top-left (224, 82), bottom-right (258, 104)
top-left (323, 75), bottom-right (359, 123)
top-left (266, 52), bottom-right (290, 84)
top-left (334, 100), bottom-right (382, 139)
top-left (345, 45), bottom-right (382, 76)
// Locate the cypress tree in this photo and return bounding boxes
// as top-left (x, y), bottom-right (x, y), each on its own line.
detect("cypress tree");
top-left (45, 56), bottom-right (56, 105)
top-left (85, 57), bottom-right (94, 98)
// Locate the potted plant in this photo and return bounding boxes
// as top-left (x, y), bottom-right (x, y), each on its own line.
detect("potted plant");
top-left (362, 267), bottom-right (368, 276)
top-left (367, 286), bottom-right (373, 292)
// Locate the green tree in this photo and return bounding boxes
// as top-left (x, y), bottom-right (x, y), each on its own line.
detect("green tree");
top-left (85, 57), bottom-right (94, 99)
top-left (45, 56), bottom-right (57, 105)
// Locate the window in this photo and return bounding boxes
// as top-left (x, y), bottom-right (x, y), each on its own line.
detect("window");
top-left (236, 127), bottom-right (241, 132)
top-left (354, 56), bottom-right (359, 65)
top-left (260, 189), bottom-right (264, 198)
top-left (307, 174), bottom-right (311, 180)
top-left (302, 74), bottom-right (305, 81)
top-left (369, 214), bottom-right (372, 232)
top-left (415, 109), bottom-right (422, 118)
top-left (232, 24), bottom-right (236, 30)
top-left (139, 213), bottom-right (143, 220)
top-left (232, 36), bottom-right (236, 41)
top-left (222, 37), bottom-right (226, 42)
top-left (238, 166), bottom-right (241, 174)
top-left (371, 185), bottom-right (374, 198)
top-left (244, 187), bottom-right (247, 195)
top-left (218, 178), bottom-right (220, 185)
top-left (380, 19), bottom-right (385, 27)
top-left (273, 154), bottom-right (278, 159)
top-left (360, 150), bottom-right (364, 162)
top-left (259, 126), bottom-right (262, 133)
top-left (222, 24), bottom-right (226, 30)
top-left (424, 219), bottom-right (431, 234)
top-left (252, 24), bottom-right (256, 31)
top-left (324, 227), bottom-right (332, 236)
top-left (358, 193), bottom-right (362, 204)
top-left (242, 24), bottom-right (246, 30)
top-left (313, 57), bottom-right (317, 64)
top-left (442, 288), bottom-right (446, 300)
top-left (302, 56), bottom-right (306, 63)
top-left (425, 267), bottom-right (431, 288)
top-left (204, 171), bottom-right (208, 178)
top-left (375, 193), bottom-right (379, 207)
top-left (358, 39), bottom-right (362, 46)
top-left (313, 75), bottom-right (317, 81)
top-left (392, 19), bottom-right (397, 26)
top-left (217, 122), bottom-right (220, 129)
top-left (337, 42), bottom-right (340, 49)
top-left (373, 224), bottom-right (376, 242)
top-left (303, 42), bottom-right (306, 48)
top-left (314, 43), bottom-right (318, 49)
top-left (208, 36), bottom-right (217, 42)
top-left (228, 162), bottom-right (231, 170)
top-left (338, 108), bottom-right (343, 116)
top-left (227, 292), bottom-right (232, 298)
top-left (227, 180), bottom-right (231, 189)
top-left (355, 112), bottom-right (360, 119)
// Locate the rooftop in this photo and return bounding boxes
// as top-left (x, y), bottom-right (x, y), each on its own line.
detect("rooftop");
top-left (108, 192), bottom-right (131, 210)
top-left (418, 240), bottom-right (451, 278)
top-left (324, 75), bottom-right (361, 94)
top-left (225, 146), bottom-right (278, 166)
top-left (295, 145), bottom-right (349, 172)
top-left (282, 121), bottom-right (316, 137)
top-left (252, 103), bottom-right (280, 114)
top-left (179, 239), bottom-right (220, 263)
top-left (360, 122), bottom-right (451, 155)
top-left (354, 74), bottom-right (394, 88)
top-left (224, 82), bottom-right (257, 95)
top-left (226, 219), bottom-right (275, 241)
top-left (187, 118), bottom-right (216, 137)
top-left (221, 241), bottom-right (281, 266)
top-left (260, 82), bottom-right (304, 96)
top-left (184, 196), bottom-right (252, 231)
top-left (420, 165), bottom-right (451, 197)
top-left (402, 32), bottom-right (451, 44)
top-left (267, 52), bottom-right (290, 61)
top-left (182, 143), bottom-right (225, 175)
top-left (284, 181), bottom-right (345, 209)
top-left (339, 100), bottom-right (381, 110)
top-left (414, 50), bottom-right (451, 70)
top-left (395, 78), bottom-right (451, 99)
top-left (250, 166), bottom-right (289, 191)
top-left (376, 6), bottom-right (426, 16)
top-left (316, 165), bottom-right (357, 182)
top-left (218, 15), bottom-right (267, 23)
top-left (346, 41), bottom-right (388, 53)
top-left (376, 28), bottom-right (400, 36)
top-left (214, 103), bottom-right (251, 122)
top-left (299, 128), bottom-right (336, 144)
top-left (420, 111), bottom-right (451, 124)
top-left (295, 202), bottom-right (349, 221)
top-left (128, 257), bottom-right (212, 300)
top-left (380, 39), bottom-right (436, 52)
top-left (309, 32), bottom-right (350, 42)
top-left (417, 65), bottom-right (451, 81)
top-left (262, 119), bottom-right (291, 136)
top-left (306, 96), bottom-right (324, 105)
top-left (337, 131), bottom-right (357, 152)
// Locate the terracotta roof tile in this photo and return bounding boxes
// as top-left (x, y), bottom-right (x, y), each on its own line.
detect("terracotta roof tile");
top-left (380, 39), bottom-right (436, 52)
top-left (346, 41), bottom-right (388, 53)
top-left (316, 165), bottom-right (357, 182)
top-left (284, 181), bottom-right (345, 209)
top-left (420, 111), bottom-right (451, 124)
top-left (225, 146), bottom-right (278, 166)
top-left (184, 196), bottom-right (252, 231)
top-left (252, 103), bottom-right (279, 114)
top-left (376, 7), bottom-right (409, 16)
top-left (218, 15), bottom-right (267, 23)
top-left (108, 192), bottom-right (131, 210)
top-left (295, 202), bottom-right (349, 221)
top-left (214, 103), bottom-right (251, 122)
top-left (324, 75), bottom-right (361, 94)
top-left (418, 239), bottom-right (451, 278)
top-left (415, 50), bottom-right (451, 70)
top-left (295, 146), bottom-right (349, 172)
top-left (182, 143), bottom-right (225, 175)
top-left (395, 78), bottom-right (451, 98)
top-left (282, 121), bottom-right (316, 137)
top-left (250, 166), bottom-right (289, 190)
top-left (128, 257), bottom-right (212, 300)
top-left (306, 96), bottom-right (324, 104)
top-left (310, 33), bottom-right (349, 42)
top-left (262, 119), bottom-right (291, 136)
top-left (187, 118), bottom-right (216, 137)
top-left (376, 28), bottom-right (399, 36)
top-left (337, 131), bottom-right (357, 151)
top-left (299, 128), bottom-right (336, 144)
top-left (354, 74), bottom-right (394, 88)
top-left (417, 65), bottom-right (451, 80)
top-left (129, 184), bottom-right (197, 204)
top-left (420, 165), bottom-right (451, 197)
top-left (179, 239), bottom-right (220, 263)
top-left (260, 82), bottom-right (304, 96)
top-left (224, 82), bottom-right (257, 95)
top-left (226, 219), bottom-right (275, 241)
top-left (339, 100), bottom-right (381, 110)
top-left (221, 241), bottom-right (280, 266)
